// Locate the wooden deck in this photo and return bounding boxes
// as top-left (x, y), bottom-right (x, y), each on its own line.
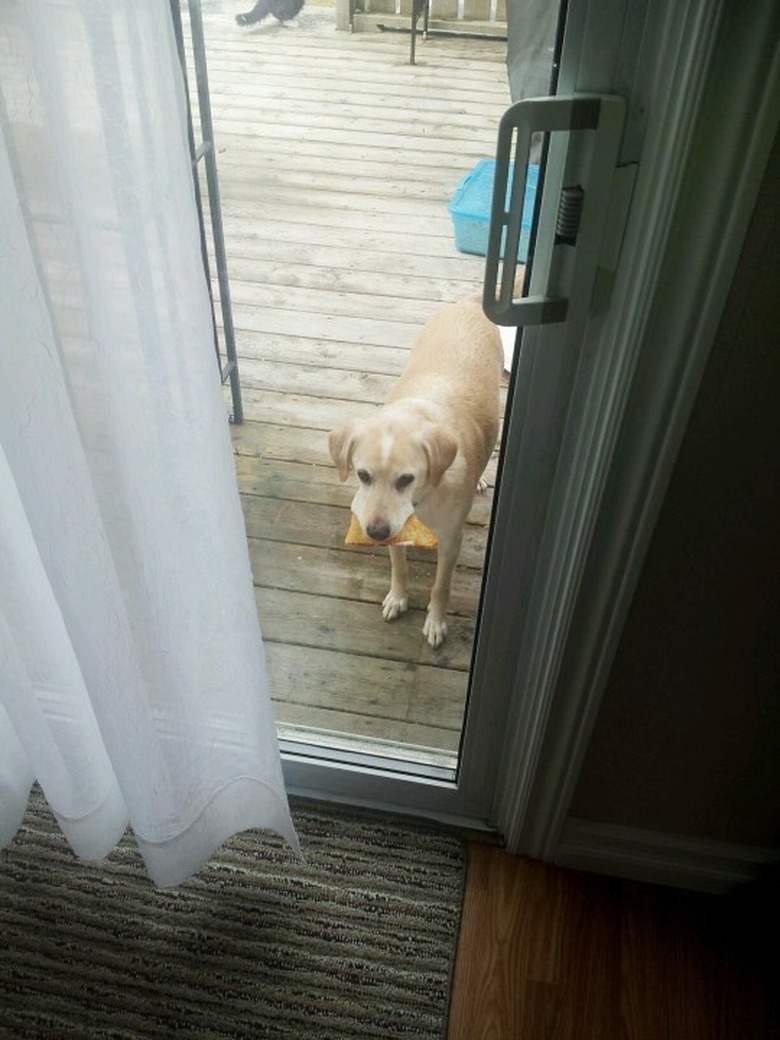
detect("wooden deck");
top-left (191, 0), bottom-right (510, 767)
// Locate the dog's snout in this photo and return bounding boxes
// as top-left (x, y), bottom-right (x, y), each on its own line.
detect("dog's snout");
top-left (366, 521), bottom-right (391, 542)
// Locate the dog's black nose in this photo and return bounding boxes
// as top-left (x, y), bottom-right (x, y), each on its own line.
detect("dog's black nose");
top-left (366, 522), bottom-right (391, 542)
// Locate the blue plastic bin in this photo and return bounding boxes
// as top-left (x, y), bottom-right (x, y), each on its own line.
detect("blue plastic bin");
top-left (448, 159), bottom-right (539, 260)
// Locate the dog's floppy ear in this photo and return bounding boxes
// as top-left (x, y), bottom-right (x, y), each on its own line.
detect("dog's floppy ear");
top-left (328, 421), bottom-right (358, 482)
top-left (420, 425), bottom-right (458, 487)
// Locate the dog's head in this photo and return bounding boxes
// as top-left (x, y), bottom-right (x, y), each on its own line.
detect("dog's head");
top-left (328, 414), bottom-right (457, 542)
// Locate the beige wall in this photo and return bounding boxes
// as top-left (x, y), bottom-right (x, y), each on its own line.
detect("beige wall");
top-left (570, 131), bottom-right (780, 848)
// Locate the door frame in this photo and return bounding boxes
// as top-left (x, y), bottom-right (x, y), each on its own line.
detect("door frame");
top-left (489, 0), bottom-right (780, 856)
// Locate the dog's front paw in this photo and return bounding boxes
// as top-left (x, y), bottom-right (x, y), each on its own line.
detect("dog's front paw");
top-left (382, 590), bottom-right (408, 622)
top-left (476, 475), bottom-right (489, 494)
top-left (423, 610), bottom-right (448, 648)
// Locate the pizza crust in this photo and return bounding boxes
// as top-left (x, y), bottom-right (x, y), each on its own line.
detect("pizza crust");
top-left (345, 513), bottom-right (437, 548)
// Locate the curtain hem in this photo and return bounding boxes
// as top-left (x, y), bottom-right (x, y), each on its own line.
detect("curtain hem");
top-left (134, 776), bottom-right (300, 889)
top-left (49, 780), bottom-right (129, 862)
top-left (0, 728), bottom-right (34, 847)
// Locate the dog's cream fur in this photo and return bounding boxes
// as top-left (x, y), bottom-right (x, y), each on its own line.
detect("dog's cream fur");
top-left (329, 294), bottom-right (503, 647)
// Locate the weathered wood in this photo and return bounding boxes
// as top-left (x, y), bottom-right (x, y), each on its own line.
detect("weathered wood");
top-left (231, 422), bottom-right (501, 487)
top-left (236, 386), bottom-right (377, 431)
top-left (237, 355), bottom-right (397, 403)
top-left (218, 234), bottom-right (481, 284)
top-left (223, 258), bottom-right (478, 304)
top-left (224, 280), bottom-right (441, 326)
top-left (192, 2), bottom-right (509, 757)
top-left (219, 210), bottom-right (481, 259)
top-left (207, 81), bottom-right (506, 118)
top-left (246, 537), bottom-right (484, 615)
top-left (233, 451), bottom-right (498, 514)
top-left (210, 98), bottom-right (504, 138)
top-left (255, 585), bottom-right (474, 669)
top-left (227, 330), bottom-right (412, 375)
top-left (239, 493), bottom-right (492, 569)
top-left (277, 703), bottom-right (461, 754)
top-left (264, 643), bottom-right (467, 749)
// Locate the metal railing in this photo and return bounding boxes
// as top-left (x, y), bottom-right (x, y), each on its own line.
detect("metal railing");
top-left (169, 0), bottom-right (243, 423)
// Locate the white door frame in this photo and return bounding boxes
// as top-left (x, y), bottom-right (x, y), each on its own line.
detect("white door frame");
top-left (491, 0), bottom-right (780, 856)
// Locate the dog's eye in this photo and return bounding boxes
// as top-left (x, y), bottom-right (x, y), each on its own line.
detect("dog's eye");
top-left (395, 473), bottom-right (414, 491)
top-left (356, 469), bottom-right (372, 485)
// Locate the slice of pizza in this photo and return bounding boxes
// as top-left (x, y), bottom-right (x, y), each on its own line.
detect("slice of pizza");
top-left (345, 513), bottom-right (437, 548)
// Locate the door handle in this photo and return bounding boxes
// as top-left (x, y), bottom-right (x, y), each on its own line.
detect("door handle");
top-left (483, 94), bottom-right (626, 327)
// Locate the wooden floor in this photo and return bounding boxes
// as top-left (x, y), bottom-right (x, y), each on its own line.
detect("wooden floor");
top-left (192, 1), bottom-right (511, 765)
top-left (449, 842), bottom-right (780, 1039)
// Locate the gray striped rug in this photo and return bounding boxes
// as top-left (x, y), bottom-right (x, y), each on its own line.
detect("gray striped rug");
top-left (0, 788), bottom-right (465, 1039)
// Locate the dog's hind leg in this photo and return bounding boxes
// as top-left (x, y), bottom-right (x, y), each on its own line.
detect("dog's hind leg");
top-left (382, 544), bottom-right (409, 622)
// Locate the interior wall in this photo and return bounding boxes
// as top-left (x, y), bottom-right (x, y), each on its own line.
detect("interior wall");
top-left (569, 129), bottom-right (780, 848)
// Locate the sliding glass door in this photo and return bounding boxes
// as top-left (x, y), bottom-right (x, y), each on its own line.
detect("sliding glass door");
top-left (282, 0), bottom-right (659, 823)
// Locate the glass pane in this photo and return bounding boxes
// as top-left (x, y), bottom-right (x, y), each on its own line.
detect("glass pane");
top-left (188, 0), bottom-right (559, 777)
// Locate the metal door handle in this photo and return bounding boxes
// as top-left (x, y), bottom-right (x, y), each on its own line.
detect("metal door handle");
top-left (483, 94), bottom-right (626, 327)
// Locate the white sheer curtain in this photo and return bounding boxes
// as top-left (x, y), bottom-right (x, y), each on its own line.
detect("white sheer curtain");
top-left (0, 0), bottom-right (298, 887)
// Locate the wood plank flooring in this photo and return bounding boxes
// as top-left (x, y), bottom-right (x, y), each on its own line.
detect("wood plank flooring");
top-left (191, 0), bottom-right (510, 764)
top-left (449, 842), bottom-right (780, 1039)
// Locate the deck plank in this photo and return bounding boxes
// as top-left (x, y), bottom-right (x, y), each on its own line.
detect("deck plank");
top-left (240, 493), bottom-right (492, 570)
top-left (234, 451), bottom-right (497, 515)
top-left (265, 644), bottom-right (467, 752)
top-left (246, 538), bottom-right (483, 615)
top-left (255, 586), bottom-right (474, 670)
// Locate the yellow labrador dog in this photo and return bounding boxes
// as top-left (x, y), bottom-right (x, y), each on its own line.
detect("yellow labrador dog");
top-left (328, 294), bottom-right (503, 647)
